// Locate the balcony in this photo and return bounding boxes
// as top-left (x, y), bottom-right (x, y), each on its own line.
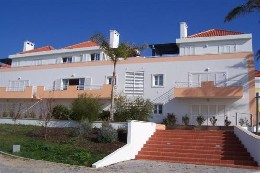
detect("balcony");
top-left (174, 81), bottom-right (243, 98)
top-left (36, 84), bottom-right (112, 99)
top-left (0, 86), bottom-right (34, 99)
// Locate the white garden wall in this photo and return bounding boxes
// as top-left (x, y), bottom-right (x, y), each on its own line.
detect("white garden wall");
top-left (234, 126), bottom-right (260, 166)
top-left (92, 120), bottom-right (158, 168)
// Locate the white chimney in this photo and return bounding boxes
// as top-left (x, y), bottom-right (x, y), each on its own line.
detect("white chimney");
top-left (109, 30), bottom-right (120, 48)
top-left (23, 41), bottom-right (34, 51)
top-left (180, 22), bottom-right (188, 38)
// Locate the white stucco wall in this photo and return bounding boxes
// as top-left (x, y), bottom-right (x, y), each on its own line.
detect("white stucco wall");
top-left (234, 126), bottom-right (260, 166)
top-left (92, 120), bottom-right (157, 168)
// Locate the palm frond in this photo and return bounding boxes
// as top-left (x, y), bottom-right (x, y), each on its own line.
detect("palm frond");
top-left (256, 49), bottom-right (260, 60)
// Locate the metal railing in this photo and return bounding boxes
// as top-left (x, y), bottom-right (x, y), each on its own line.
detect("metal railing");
top-left (45, 84), bottom-right (102, 91)
top-left (175, 80), bottom-right (243, 88)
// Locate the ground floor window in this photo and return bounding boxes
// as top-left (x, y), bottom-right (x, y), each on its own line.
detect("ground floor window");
top-left (154, 104), bottom-right (163, 114)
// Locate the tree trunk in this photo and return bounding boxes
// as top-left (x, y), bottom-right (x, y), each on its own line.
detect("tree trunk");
top-left (110, 62), bottom-right (116, 121)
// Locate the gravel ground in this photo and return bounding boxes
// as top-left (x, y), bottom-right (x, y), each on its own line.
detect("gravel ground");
top-left (0, 153), bottom-right (258, 173)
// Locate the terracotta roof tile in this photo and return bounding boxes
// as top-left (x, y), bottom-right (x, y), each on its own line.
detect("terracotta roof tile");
top-left (187, 29), bottom-right (243, 38)
top-left (20, 46), bottom-right (55, 54)
top-left (62, 41), bottom-right (99, 49)
top-left (255, 70), bottom-right (260, 77)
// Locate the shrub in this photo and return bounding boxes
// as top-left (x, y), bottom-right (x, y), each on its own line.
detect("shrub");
top-left (70, 94), bottom-right (100, 122)
top-left (224, 116), bottom-right (231, 126)
top-left (114, 95), bottom-right (153, 122)
top-left (210, 116), bottom-right (217, 126)
top-left (30, 111), bottom-right (36, 119)
top-left (167, 113), bottom-right (177, 128)
top-left (182, 114), bottom-right (190, 126)
top-left (196, 114), bottom-right (205, 126)
top-left (2, 112), bottom-right (8, 117)
top-left (78, 120), bottom-right (92, 137)
top-left (52, 105), bottom-right (70, 120)
top-left (117, 128), bottom-right (127, 143)
top-left (238, 117), bottom-right (250, 126)
top-left (97, 123), bottom-right (118, 143)
top-left (98, 110), bottom-right (110, 121)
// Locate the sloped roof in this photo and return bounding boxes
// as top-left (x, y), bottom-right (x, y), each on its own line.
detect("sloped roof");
top-left (20, 46), bottom-right (55, 54)
top-left (187, 29), bottom-right (243, 38)
top-left (62, 41), bottom-right (99, 49)
top-left (255, 70), bottom-right (260, 77)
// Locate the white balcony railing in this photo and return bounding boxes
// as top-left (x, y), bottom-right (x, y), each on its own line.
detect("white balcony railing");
top-left (175, 80), bottom-right (243, 88)
top-left (45, 85), bottom-right (103, 91)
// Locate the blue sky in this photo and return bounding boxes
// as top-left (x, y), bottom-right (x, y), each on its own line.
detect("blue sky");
top-left (0, 0), bottom-right (259, 67)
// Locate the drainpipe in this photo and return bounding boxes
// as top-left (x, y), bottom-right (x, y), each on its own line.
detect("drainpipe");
top-left (256, 92), bottom-right (259, 133)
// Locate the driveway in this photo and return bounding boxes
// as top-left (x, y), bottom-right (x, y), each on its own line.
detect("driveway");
top-left (0, 153), bottom-right (256, 173)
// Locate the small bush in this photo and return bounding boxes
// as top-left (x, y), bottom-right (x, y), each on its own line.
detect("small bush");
top-left (196, 114), bottom-right (205, 126)
top-left (97, 123), bottom-right (118, 143)
top-left (52, 105), bottom-right (70, 120)
top-left (167, 113), bottom-right (177, 128)
top-left (224, 116), bottom-right (231, 126)
top-left (2, 112), bottom-right (8, 117)
top-left (210, 116), bottom-right (217, 126)
top-left (117, 128), bottom-right (127, 143)
top-left (30, 111), bottom-right (36, 119)
top-left (70, 94), bottom-right (100, 122)
top-left (238, 117), bottom-right (250, 126)
top-left (114, 95), bottom-right (153, 122)
top-left (78, 120), bottom-right (92, 137)
top-left (182, 114), bottom-right (190, 126)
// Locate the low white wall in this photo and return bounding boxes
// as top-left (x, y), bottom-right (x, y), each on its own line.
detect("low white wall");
top-left (234, 126), bottom-right (260, 166)
top-left (0, 118), bottom-right (127, 129)
top-left (92, 120), bottom-right (157, 168)
top-left (0, 118), bottom-right (79, 127)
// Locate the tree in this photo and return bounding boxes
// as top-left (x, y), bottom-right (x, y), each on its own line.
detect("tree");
top-left (224, 0), bottom-right (260, 22)
top-left (90, 33), bottom-right (146, 121)
top-left (225, 0), bottom-right (260, 59)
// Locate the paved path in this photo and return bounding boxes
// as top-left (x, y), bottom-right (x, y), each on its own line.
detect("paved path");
top-left (0, 153), bottom-right (258, 173)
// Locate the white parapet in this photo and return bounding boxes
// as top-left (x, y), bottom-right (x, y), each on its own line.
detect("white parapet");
top-left (92, 120), bottom-right (157, 168)
top-left (234, 126), bottom-right (260, 166)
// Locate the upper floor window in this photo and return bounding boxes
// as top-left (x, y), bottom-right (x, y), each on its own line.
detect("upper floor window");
top-left (152, 74), bottom-right (164, 87)
top-left (91, 53), bottom-right (100, 61)
top-left (106, 76), bottom-right (117, 85)
top-left (8, 80), bottom-right (30, 91)
top-left (62, 57), bottom-right (72, 63)
top-left (184, 46), bottom-right (195, 55)
top-left (218, 45), bottom-right (236, 54)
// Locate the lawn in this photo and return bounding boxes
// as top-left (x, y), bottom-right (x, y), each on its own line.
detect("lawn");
top-left (0, 124), bottom-right (125, 166)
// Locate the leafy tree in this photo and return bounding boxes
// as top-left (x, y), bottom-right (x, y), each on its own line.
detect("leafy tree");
top-left (225, 0), bottom-right (260, 59)
top-left (52, 105), bottom-right (70, 120)
top-left (90, 33), bottom-right (146, 121)
top-left (114, 95), bottom-right (153, 122)
top-left (70, 94), bottom-right (100, 122)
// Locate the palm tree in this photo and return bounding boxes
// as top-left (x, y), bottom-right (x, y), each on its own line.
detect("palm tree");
top-left (225, 0), bottom-right (260, 59)
top-left (224, 0), bottom-right (260, 22)
top-left (90, 33), bottom-right (146, 121)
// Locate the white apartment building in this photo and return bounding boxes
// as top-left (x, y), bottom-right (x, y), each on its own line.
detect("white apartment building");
top-left (0, 23), bottom-right (256, 125)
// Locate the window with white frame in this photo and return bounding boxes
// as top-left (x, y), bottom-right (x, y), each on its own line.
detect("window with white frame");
top-left (62, 57), bottom-right (72, 63)
top-left (191, 104), bottom-right (226, 118)
top-left (152, 74), bottom-right (164, 87)
top-left (183, 46), bottom-right (195, 55)
top-left (91, 53), bottom-right (100, 61)
top-left (154, 104), bottom-right (163, 114)
top-left (8, 80), bottom-right (30, 91)
top-left (106, 76), bottom-right (117, 85)
top-left (218, 45), bottom-right (236, 54)
top-left (189, 72), bottom-right (227, 87)
top-left (124, 71), bottom-right (144, 96)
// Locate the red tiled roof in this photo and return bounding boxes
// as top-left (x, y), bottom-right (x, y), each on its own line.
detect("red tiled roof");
top-left (20, 46), bottom-right (55, 54)
top-left (255, 70), bottom-right (260, 77)
top-left (187, 29), bottom-right (243, 38)
top-left (62, 41), bottom-right (99, 49)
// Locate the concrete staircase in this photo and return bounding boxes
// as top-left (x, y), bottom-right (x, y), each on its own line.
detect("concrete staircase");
top-left (136, 129), bottom-right (259, 169)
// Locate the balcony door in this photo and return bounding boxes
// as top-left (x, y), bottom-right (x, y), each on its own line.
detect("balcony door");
top-left (189, 72), bottom-right (227, 87)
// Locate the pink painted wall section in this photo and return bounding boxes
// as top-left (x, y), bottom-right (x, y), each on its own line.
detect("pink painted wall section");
top-left (0, 86), bottom-right (33, 99)
top-left (174, 81), bottom-right (243, 98)
top-left (36, 84), bottom-right (111, 99)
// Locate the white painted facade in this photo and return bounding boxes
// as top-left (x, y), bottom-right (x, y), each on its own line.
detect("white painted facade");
top-left (0, 25), bottom-right (255, 125)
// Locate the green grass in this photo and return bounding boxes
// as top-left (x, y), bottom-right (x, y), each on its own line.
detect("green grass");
top-left (0, 124), bottom-right (112, 166)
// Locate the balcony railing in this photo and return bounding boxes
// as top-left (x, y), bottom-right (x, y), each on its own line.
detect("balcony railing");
top-left (175, 80), bottom-right (243, 88)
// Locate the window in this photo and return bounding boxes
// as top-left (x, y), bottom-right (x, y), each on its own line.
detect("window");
top-left (91, 53), bottom-right (100, 61)
top-left (33, 59), bottom-right (42, 66)
top-left (183, 46), bottom-right (195, 55)
top-left (218, 45), bottom-right (236, 54)
top-left (106, 76), bottom-right (117, 85)
top-left (8, 80), bottom-right (30, 91)
top-left (154, 104), bottom-right (163, 114)
top-left (62, 78), bottom-right (85, 90)
top-left (189, 72), bottom-right (227, 87)
top-left (62, 57), bottom-right (72, 63)
top-left (153, 74), bottom-right (164, 87)
top-left (124, 71), bottom-right (144, 96)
